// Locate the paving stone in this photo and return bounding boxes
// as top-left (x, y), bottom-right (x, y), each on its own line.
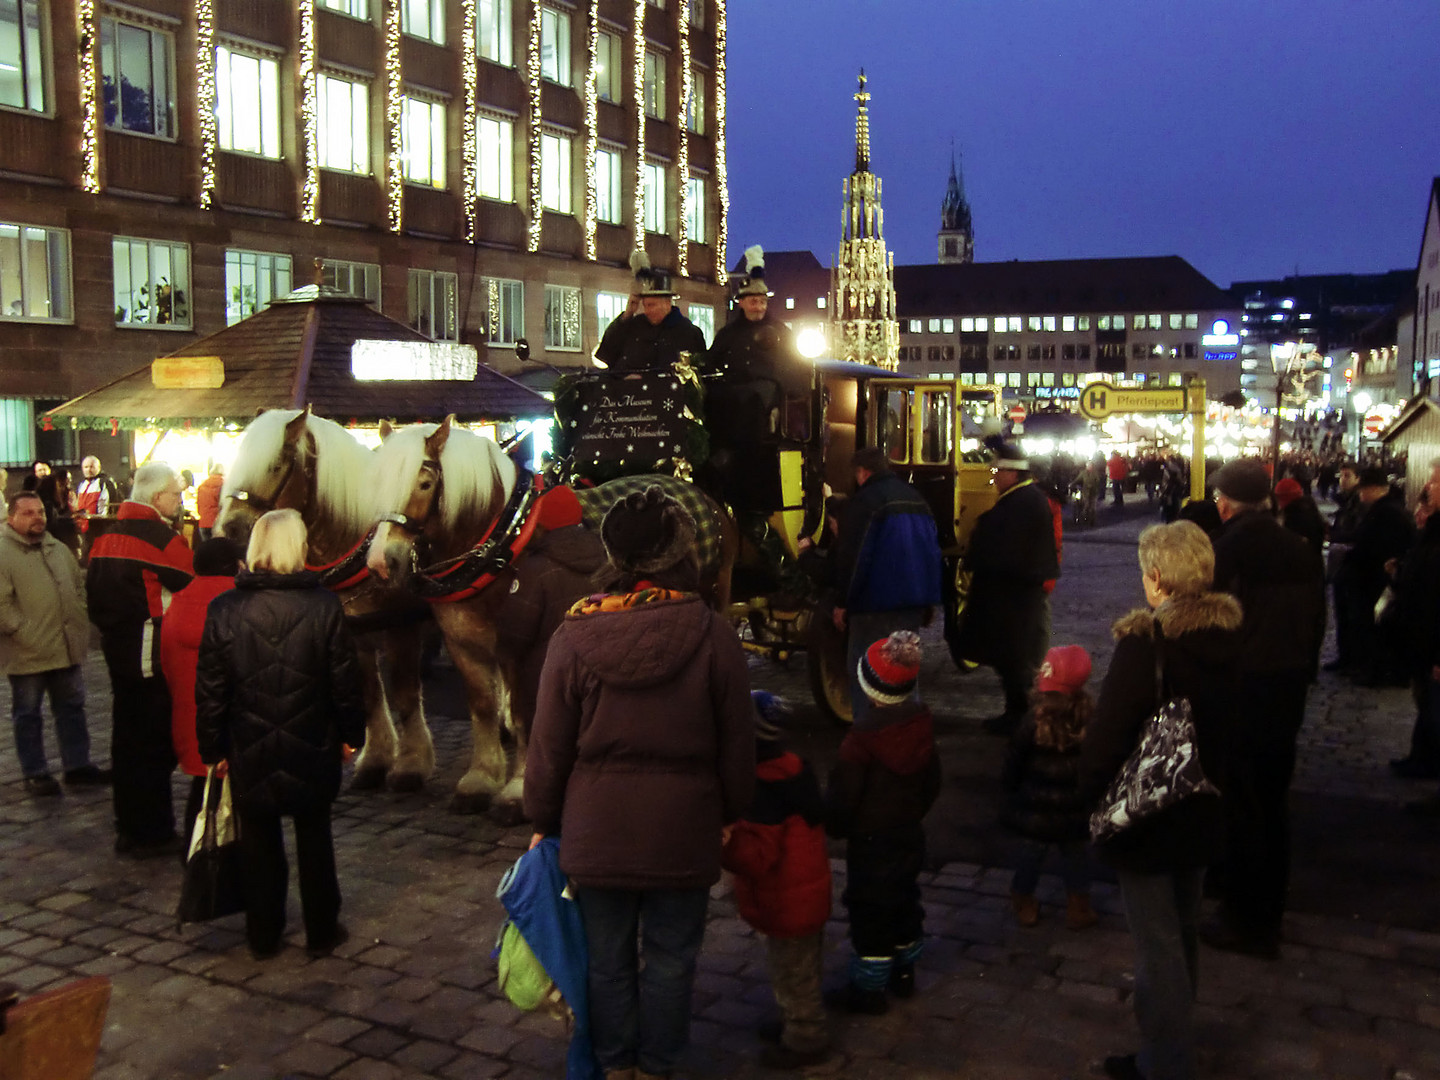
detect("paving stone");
top-left (304, 1015), bottom-right (374, 1045)
top-left (345, 1025), bottom-right (412, 1059)
top-left (391, 1037), bottom-right (460, 1073)
top-left (456, 1021), bottom-right (525, 1056)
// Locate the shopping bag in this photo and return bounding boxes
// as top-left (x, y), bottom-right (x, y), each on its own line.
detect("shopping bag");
top-left (176, 768), bottom-right (245, 928)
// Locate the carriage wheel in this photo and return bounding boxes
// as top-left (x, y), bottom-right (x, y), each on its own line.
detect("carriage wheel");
top-left (807, 613), bottom-right (852, 726)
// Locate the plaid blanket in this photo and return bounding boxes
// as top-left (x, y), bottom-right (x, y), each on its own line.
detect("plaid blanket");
top-left (573, 475), bottom-right (725, 577)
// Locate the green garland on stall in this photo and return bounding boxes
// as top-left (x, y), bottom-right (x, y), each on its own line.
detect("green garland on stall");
top-left (39, 416), bottom-right (250, 433)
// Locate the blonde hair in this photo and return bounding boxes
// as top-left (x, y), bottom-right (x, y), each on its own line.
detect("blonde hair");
top-left (247, 508), bottom-right (308, 574)
top-left (1138, 520), bottom-right (1214, 597)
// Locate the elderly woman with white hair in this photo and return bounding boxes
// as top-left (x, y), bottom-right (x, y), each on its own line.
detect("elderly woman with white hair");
top-left (195, 508), bottom-right (364, 959)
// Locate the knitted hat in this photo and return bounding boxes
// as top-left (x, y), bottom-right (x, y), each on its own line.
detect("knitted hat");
top-left (735, 245), bottom-right (771, 298)
top-left (629, 249), bottom-right (676, 298)
top-left (1273, 477), bottom-right (1303, 509)
top-left (1211, 457), bottom-right (1270, 503)
top-left (599, 485), bottom-right (697, 575)
top-left (1035, 645), bottom-right (1091, 695)
top-left (857, 631), bottom-right (923, 705)
top-left (751, 690), bottom-right (788, 742)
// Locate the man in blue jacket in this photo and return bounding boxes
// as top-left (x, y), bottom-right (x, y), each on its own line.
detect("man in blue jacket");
top-left (832, 447), bottom-right (943, 723)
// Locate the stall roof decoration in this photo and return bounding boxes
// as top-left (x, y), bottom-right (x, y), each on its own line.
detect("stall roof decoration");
top-left (44, 286), bottom-right (550, 430)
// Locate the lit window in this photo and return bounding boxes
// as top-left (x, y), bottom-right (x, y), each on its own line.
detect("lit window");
top-left (483, 276), bottom-right (523, 344)
top-left (0, 0), bottom-right (46, 113)
top-left (687, 0), bottom-right (704, 29)
top-left (907, 319), bottom-right (921, 333)
top-left (928, 318), bottom-right (940, 333)
top-left (1097, 316), bottom-right (1110, 330)
top-left (595, 147), bottom-right (622, 224)
top-left (112, 237), bottom-right (190, 328)
top-left (402, 96), bottom-right (446, 188)
top-left (1132, 314), bottom-right (1146, 330)
top-left (402, 0), bottom-right (445, 44)
top-left (224, 249), bottom-right (291, 325)
top-left (642, 161), bottom-right (665, 233)
top-left (975, 317), bottom-right (988, 332)
top-left (686, 71), bottom-right (705, 134)
top-left (1184, 313), bottom-right (1198, 329)
top-left (643, 50), bottom-right (665, 119)
top-left (215, 46), bottom-right (281, 159)
top-left (596, 30), bottom-right (621, 103)
top-left (1168, 313), bottom-right (1182, 330)
top-left (1169, 372), bottom-right (1183, 387)
top-left (1028, 316), bottom-right (1041, 332)
top-left (540, 132), bottom-right (571, 212)
top-left (1078, 316), bottom-right (1090, 331)
top-left (318, 74), bottom-right (369, 174)
top-left (1061, 316), bottom-right (1075, 332)
top-left (1148, 313), bottom-right (1162, 330)
top-left (408, 269), bottom-right (459, 341)
top-left (683, 176), bottom-right (705, 241)
top-left (961, 318), bottom-right (973, 332)
top-left (0, 222), bottom-right (72, 323)
top-left (689, 304), bottom-right (714, 345)
top-left (478, 0), bottom-right (511, 65)
top-left (477, 114), bottom-right (514, 201)
top-left (596, 290), bottom-right (626, 337)
top-left (100, 16), bottom-right (175, 138)
top-left (940, 319), bottom-right (953, 333)
top-left (817, 297), bottom-right (827, 309)
top-left (1062, 372), bottom-right (1075, 387)
top-left (540, 7), bottom-right (570, 86)
top-left (1043, 316), bottom-right (1056, 332)
top-left (785, 298), bottom-right (796, 310)
top-left (992, 315), bottom-right (1005, 331)
top-left (1007, 372), bottom-right (1020, 388)
top-left (319, 0), bottom-right (369, 17)
top-left (320, 259), bottom-right (381, 305)
top-left (1008, 317), bottom-right (1021, 332)
top-left (544, 284), bottom-right (582, 350)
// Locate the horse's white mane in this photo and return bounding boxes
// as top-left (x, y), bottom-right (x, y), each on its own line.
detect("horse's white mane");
top-left (224, 409), bottom-right (377, 535)
top-left (371, 423), bottom-right (516, 534)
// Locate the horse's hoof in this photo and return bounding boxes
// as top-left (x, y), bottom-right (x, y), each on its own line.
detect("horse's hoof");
top-left (449, 791), bottom-right (493, 815)
top-left (488, 801), bottom-right (530, 828)
top-left (350, 766), bottom-right (388, 792)
top-left (388, 772), bottom-right (425, 794)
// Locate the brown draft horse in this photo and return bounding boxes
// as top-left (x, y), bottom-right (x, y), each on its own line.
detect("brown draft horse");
top-left (216, 407), bottom-right (437, 792)
top-left (365, 416), bottom-right (738, 821)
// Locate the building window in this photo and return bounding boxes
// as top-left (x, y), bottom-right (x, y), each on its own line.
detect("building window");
top-left (1132, 314), bottom-right (1146, 330)
top-left (0, 0), bottom-right (46, 113)
top-left (1184, 313), bottom-right (1198, 329)
top-left (643, 50), bottom-right (665, 119)
top-left (960, 317), bottom-right (974, 332)
top-left (112, 237), bottom-right (189, 328)
top-left (1184, 342), bottom-right (1197, 359)
top-left (596, 290), bottom-right (626, 337)
top-left (1151, 343), bottom-right (1165, 358)
top-left (594, 147), bottom-right (622, 224)
top-left (401, 95), bottom-right (446, 188)
top-left (817, 297), bottom-right (827, 309)
top-left (483, 277), bottom-right (523, 345)
top-left (1042, 344), bottom-right (1055, 360)
top-left (686, 71), bottom-right (705, 134)
top-left (321, 258), bottom-right (380, 305)
top-left (596, 30), bottom-right (621, 102)
top-left (0, 222), bottom-right (71, 323)
top-left (1062, 344), bottom-right (1075, 360)
top-left (1028, 316), bottom-right (1041, 332)
top-left (1097, 316), bottom-right (1111, 330)
top-left (1007, 317), bottom-right (1021, 332)
top-left (540, 131), bottom-right (571, 213)
top-left (319, 0), bottom-right (368, 17)
top-left (642, 161), bottom-right (665, 234)
top-left (1026, 372), bottom-right (1040, 388)
top-left (927, 318), bottom-right (940, 332)
top-left (408, 269), bottom-right (458, 341)
top-left (318, 74), bottom-right (369, 174)
top-left (938, 318), bottom-right (951, 333)
top-left (477, 114), bottom-right (514, 201)
top-left (1132, 343), bottom-right (1147, 359)
top-left (1078, 344), bottom-right (1090, 360)
top-left (1168, 313), bottom-right (1182, 330)
top-left (478, 0), bottom-right (511, 65)
top-left (687, 0), bottom-right (704, 29)
top-left (1146, 313), bottom-right (1161, 330)
top-left (544, 284), bottom-right (582, 350)
top-left (540, 7), bottom-right (570, 86)
top-left (402, 0), bottom-right (445, 44)
top-left (683, 176), bottom-right (705, 241)
top-left (906, 319), bottom-right (921, 333)
top-left (1026, 344), bottom-right (1040, 361)
top-left (216, 46), bottom-right (281, 159)
top-left (224, 249), bottom-right (291, 326)
top-left (1061, 315), bottom-right (1075, 332)
top-left (100, 16), bottom-right (175, 138)
top-left (1043, 316), bottom-right (1056, 332)
top-left (1078, 316), bottom-right (1090, 331)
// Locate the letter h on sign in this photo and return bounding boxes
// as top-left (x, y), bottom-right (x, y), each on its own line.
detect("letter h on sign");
top-left (1085, 387), bottom-right (1107, 414)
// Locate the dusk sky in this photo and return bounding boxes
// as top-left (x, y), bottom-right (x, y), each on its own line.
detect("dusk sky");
top-left (724, 0), bottom-right (1440, 289)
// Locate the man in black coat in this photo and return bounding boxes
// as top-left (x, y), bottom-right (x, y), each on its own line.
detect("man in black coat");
top-left (1334, 467), bottom-right (1416, 686)
top-left (952, 444), bottom-right (1060, 736)
top-left (1387, 458), bottom-right (1440, 784)
top-left (1204, 457), bottom-right (1326, 959)
top-left (595, 251), bottom-right (706, 374)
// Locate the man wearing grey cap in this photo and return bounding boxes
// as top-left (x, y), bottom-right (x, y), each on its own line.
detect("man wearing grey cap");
top-left (1205, 456), bottom-right (1325, 959)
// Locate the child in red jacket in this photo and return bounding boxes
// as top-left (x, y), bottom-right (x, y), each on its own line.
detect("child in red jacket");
top-left (721, 691), bottom-right (832, 1071)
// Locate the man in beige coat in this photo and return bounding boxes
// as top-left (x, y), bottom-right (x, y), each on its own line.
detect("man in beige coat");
top-left (0, 492), bottom-right (109, 796)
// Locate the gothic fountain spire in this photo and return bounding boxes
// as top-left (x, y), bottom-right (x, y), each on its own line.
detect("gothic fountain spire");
top-left (939, 140), bottom-right (974, 264)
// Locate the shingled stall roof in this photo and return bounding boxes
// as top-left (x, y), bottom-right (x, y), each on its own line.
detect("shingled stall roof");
top-left (44, 287), bottom-right (550, 429)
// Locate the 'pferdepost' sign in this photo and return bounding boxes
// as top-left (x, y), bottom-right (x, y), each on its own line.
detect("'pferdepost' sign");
top-left (1077, 382), bottom-right (1186, 420)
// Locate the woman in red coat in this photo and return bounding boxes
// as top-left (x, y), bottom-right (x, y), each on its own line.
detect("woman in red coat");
top-left (160, 537), bottom-right (242, 847)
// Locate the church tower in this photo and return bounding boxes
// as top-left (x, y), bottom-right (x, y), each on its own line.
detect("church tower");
top-left (938, 148), bottom-right (974, 264)
top-left (828, 71), bottom-right (900, 370)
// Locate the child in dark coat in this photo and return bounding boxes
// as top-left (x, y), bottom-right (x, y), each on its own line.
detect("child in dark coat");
top-left (1001, 644), bottom-right (1099, 929)
top-left (721, 692), bottom-right (832, 1070)
top-left (825, 632), bottom-right (941, 1015)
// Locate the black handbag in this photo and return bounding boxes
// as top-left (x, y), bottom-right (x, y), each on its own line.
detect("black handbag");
top-left (1089, 632), bottom-right (1220, 844)
top-left (176, 769), bottom-right (245, 928)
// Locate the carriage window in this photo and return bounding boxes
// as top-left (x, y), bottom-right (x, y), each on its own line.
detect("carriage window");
top-left (918, 389), bottom-right (952, 464)
top-left (878, 387), bottom-right (911, 464)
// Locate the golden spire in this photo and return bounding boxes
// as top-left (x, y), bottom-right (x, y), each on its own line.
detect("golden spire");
top-left (854, 69), bottom-right (870, 173)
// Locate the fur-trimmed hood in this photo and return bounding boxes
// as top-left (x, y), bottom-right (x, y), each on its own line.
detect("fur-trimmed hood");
top-left (1111, 590), bottom-right (1243, 641)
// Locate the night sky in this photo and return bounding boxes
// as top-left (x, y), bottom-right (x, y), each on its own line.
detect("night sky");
top-left (724, 0), bottom-right (1440, 289)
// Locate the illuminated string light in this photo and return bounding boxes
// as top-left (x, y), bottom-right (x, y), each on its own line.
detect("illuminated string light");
top-left (461, 0), bottom-right (480, 242)
top-left (582, 0), bottom-right (599, 261)
top-left (713, 0), bottom-right (728, 281)
top-left (77, 0), bottom-right (101, 194)
top-left (299, 0), bottom-right (320, 223)
top-left (196, 0), bottom-right (216, 207)
top-left (384, 0), bottom-right (405, 233)
top-left (675, 0), bottom-right (690, 275)
top-left (631, 0), bottom-right (645, 249)
top-left (526, 2), bottom-right (543, 253)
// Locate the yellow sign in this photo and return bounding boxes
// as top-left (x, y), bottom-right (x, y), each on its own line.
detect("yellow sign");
top-left (1077, 382), bottom-right (1186, 420)
top-left (151, 356), bottom-right (225, 389)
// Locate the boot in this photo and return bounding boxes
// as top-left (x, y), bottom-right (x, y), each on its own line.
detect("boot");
top-left (1066, 892), bottom-right (1099, 931)
top-left (1011, 892), bottom-right (1040, 927)
top-left (887, 960), bottom-right (915, 999)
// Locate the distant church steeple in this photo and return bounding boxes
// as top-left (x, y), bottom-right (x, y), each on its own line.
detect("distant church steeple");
top-left (828, 70), bottom-right (900, 370)
top-left (938, 146), bottom-right (974, 265)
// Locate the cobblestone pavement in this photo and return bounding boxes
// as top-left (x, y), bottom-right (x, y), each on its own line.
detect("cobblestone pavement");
top-left (3, 495), bottom-right (1440, 1079)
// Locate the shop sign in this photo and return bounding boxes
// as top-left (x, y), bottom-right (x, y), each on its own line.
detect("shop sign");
top-left (351, 341), bottom-right (479, 381)
top-left (1078, 382), bottom-right (1187, 420)
top-left (151, 356), bottom-right (225, 389)
top-left (1204, 350), bottom-right (1238, 362)
top-left (1035, 386), bottom-right (1080, 400)
top-left (1201, 319), bottom-right (1241, 347)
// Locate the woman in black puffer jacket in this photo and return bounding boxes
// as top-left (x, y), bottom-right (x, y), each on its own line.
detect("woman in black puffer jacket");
top-left (196, 509), bottom-right (364, 960)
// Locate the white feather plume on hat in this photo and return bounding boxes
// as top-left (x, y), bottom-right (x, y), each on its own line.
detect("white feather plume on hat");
top-left (629, 248), bottom-right (651, 274)
top-left (736, 244), bottom-right (771, 298)
top-left (743, 245), bottom-right (764, 274)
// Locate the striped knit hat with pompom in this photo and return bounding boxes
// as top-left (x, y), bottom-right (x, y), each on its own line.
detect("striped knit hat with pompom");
top-left (857, 631), bottom-right (923, 705)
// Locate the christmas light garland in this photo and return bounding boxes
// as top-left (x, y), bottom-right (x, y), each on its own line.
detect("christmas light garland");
top-left (461, 0), bottom-right (480, 242)
top-left (526, 2), bottom-right (543, 252)
top-left (675, 0), bottom-right (690, 273)
top-left (299, 0), bottom-right (321, 222)
top-left (713, 0), bottom-right (727, 280)
top-left (384, 0), bottom-right (405, 232)
top-left (582, 0), bottom-right (599, 260)
top-left (631, 0), bottom-right (645, 248)
top-left (78, 0), bottom-right (101, 193)
top-left (196, 0), bottom-right (217, 207)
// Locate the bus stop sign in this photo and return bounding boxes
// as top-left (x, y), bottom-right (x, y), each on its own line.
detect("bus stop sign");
top-left (1078, 382), bottom-right (1187, 420)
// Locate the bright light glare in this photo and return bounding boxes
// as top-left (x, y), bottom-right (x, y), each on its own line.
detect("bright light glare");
top-left (1353, 392), bottom-right (1373, 412)
top-left (796, 326), bottom-right (827, 359)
